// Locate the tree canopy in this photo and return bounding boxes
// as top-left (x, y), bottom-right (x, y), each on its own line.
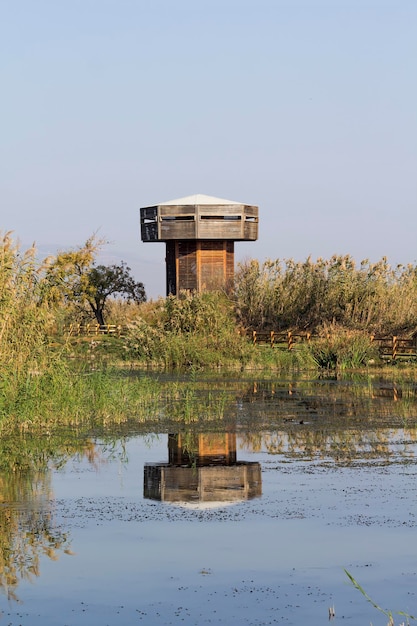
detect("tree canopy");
top-left (45, 237), bottom-right (146, 325)
top-left (87, 262), bottom-right (146, 325)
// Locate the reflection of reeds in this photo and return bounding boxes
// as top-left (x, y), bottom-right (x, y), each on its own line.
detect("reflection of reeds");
top-left (3, 372), bottom-right (417, 447)
top-left (239, 427), bottom-right (417, 463)
top-left (0, 437), bottom-right (110, 602)
top-left (0, 470), bottom-right (70, 601)
top-left (162, 384), bottom-right (230, 424)
top-left (0, 368), bottom-right (163, 434)
top-left (235, 378), bottom-right (417, 462)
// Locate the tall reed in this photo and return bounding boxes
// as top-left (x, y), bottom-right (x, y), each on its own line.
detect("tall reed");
top-left (234, 255), bottom-right (417, 335)
top-left (0, 233), bottom-right (54, 375)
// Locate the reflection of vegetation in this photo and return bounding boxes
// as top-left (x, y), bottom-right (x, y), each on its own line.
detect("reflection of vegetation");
top-left (238, 377), bottom-right (417, 424)
top-left (239, 427), bottom-right (417, 463)
top-left (236, 378), bottom-right (417, 463)
top-left (3, 373), bottom-right (417, 456)
top-left (0, 436), bottom-right (104, 601)
top-left (0, 433), bottom-right (101, 472)
top-left (0, 468), bottom-right (70, 601)
top-left (0, 373), bottom-right (241, 435)
top-left (163, 383), bottom-right (230, 424)
top-left (0, 370), bottom-right (162, 434)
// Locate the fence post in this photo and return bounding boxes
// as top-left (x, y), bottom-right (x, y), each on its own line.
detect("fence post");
top-left (270, 330), bottom-right (274, 347)
top-left (288, 330), bottom-right (293, 350)
top-left (392, 336), bottom-right (397, 360)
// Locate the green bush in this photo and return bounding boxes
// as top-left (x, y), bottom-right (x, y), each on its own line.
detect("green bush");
top-left (307, 325), bottom-right (378, 369)
top-left (124, 292), bottom-right (254, 369)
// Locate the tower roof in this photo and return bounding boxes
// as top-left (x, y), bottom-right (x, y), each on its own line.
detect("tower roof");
top-left (158, 194), bottom-right (243, 206)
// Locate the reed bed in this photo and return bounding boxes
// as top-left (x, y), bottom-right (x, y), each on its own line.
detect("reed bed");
top-left (3, 233), bottom-right (417, 432)
top-left (234, 255), bottom-right (417, 335)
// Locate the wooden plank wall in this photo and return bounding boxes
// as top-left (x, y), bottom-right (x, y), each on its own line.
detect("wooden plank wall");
top-left (141, 204), bottom-right (259, 242)
top-left (166, 240), bottom-right (235, 294)
top-left (177, 241), bottom-right (197, 291)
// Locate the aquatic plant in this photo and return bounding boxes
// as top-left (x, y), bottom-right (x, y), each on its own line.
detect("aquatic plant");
top-left (0, 365), bottom-right (163, 433)
top-left (345, 569), bottom-right (416, 625)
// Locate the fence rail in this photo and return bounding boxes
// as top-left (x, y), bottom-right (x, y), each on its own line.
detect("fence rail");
top-left (244, 330), bottom-right (417, 361)
top-left (65, 323), bottom-right (126, 337)
top-left (371, 335), bottom-right (417, 361)
top-left (247, 330), bottom-right (312, 350)
top-left (65, 324), bottom-right (417, 361)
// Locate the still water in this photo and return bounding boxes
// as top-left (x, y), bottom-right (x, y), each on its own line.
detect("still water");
top-left (1, 375), bottom-right (417, 625)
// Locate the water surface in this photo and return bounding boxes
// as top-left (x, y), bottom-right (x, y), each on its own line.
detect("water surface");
top-left (1, 375), bottom-right (417, 625)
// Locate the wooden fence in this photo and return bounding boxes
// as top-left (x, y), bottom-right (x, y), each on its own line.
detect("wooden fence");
top-left (65, 323), bottom-right (126, 337)
top-left (247, 330), bottom-right (312, 350)
top-left (245, 330), bottom-right (417, 361)
top-left (64, 323), bottom-right (417, 361)
top-left (371, 335), bottom-right (417, 361)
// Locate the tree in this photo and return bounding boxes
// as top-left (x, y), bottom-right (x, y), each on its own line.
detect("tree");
top-left (87, 262), bottom-right (146, 325)
top-left (44, 235), bottom-right (101, 306)
top-left (44, 237), bottom-right (146, 325)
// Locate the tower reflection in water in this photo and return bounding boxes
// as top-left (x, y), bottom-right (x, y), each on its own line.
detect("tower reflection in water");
top-left (144, 433), bottom-right (262, 507)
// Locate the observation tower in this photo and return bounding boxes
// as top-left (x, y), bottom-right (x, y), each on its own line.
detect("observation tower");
top-left (140, 194), bottom-right (258, 295)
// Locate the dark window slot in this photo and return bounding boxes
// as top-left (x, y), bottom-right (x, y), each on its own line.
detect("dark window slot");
top-left (200, 216), bottom-right (241, 221)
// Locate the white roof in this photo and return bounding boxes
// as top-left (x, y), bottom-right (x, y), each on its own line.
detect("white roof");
top-left (158, 194), bottom-right (243, 206)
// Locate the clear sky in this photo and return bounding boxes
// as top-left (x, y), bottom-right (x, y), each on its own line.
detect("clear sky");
top-left (1, 0), bottom-right (416, 298)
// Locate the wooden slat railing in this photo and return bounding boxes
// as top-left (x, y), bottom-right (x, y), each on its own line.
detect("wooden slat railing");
top-left (246, 330), bottom-right (312, 350)
top-left (245, 330), bottom-right (417, 360)
top-left (65, 324), bottom-right (417, 360)
top-left (371, 335), bottom-right (417, 361)
top-left (65, 323), bottom-right (126, 337)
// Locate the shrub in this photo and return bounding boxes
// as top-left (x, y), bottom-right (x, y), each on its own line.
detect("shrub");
top-left (307, 325), bottom-right (378, 369)
top-left (124, 292), bottom-right (253, 369)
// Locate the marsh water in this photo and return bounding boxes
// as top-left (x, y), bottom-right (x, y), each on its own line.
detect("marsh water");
top-left (2, 373), bottom-right (417, 625)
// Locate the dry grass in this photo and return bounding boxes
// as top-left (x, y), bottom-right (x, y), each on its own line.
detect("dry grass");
top-left (234, 255), bottom-right (417, 335)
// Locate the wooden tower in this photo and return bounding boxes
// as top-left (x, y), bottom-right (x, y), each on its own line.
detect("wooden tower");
top-left (143, 432), bottom-right (262, 505)
top-left (140, 194), bottom-right (258, 295)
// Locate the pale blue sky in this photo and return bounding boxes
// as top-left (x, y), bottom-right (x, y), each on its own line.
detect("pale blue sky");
top-left (1, 0), bottom-right (416, 298)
